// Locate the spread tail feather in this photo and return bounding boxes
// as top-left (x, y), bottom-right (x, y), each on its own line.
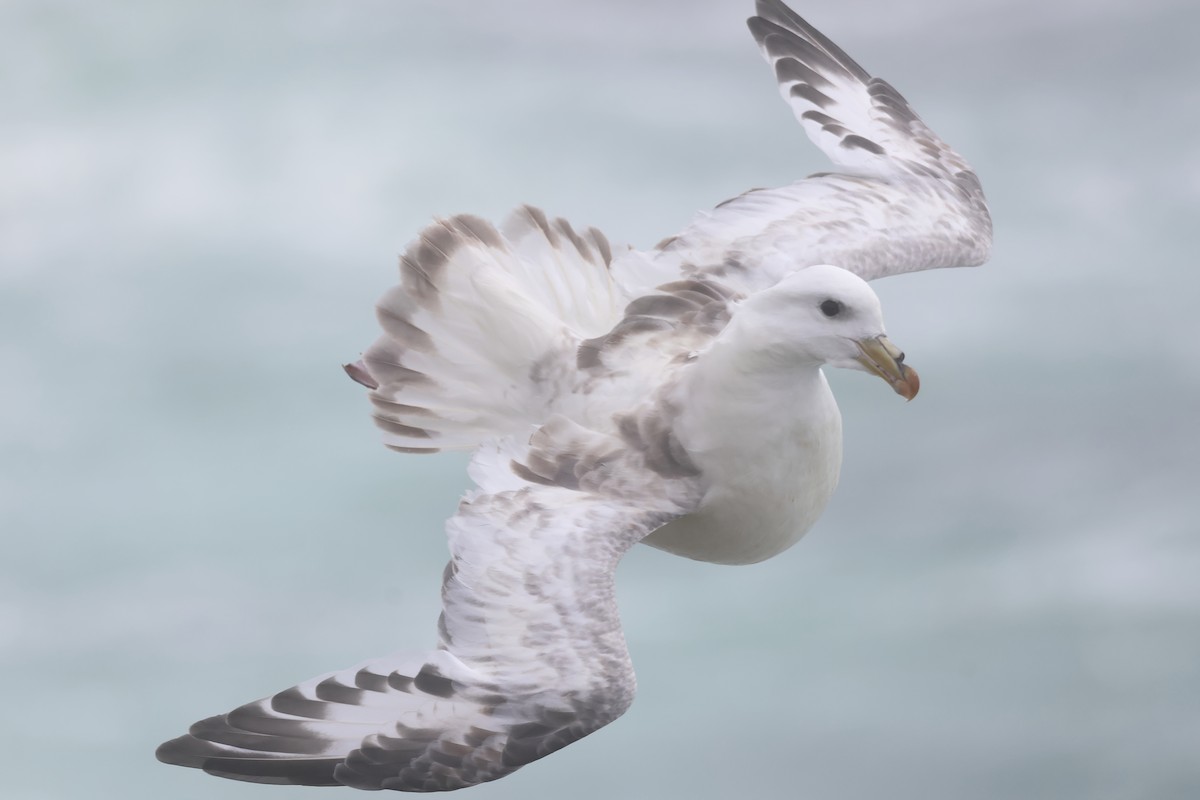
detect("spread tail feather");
top-left (348, 208), bottom-right (627, 453)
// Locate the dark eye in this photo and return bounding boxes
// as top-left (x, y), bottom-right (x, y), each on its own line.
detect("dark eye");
top-left (820, 299), bottom-right (844, 317)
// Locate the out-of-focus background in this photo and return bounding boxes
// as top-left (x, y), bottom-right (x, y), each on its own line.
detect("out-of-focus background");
top-left (3, 0), bottom-right (1198, 798)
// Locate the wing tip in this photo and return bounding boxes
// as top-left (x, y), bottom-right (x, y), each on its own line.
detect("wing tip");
top-left (156, 735), bottom-right (197, 767)
top-left (157, 731), bottom-right (345, 787)
top-left (747, 0), bottom-right (871, 84)
top-left (156, 730), bottom-right (225, 769)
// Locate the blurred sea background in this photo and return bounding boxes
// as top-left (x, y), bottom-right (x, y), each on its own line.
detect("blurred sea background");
top-left (3, 0), bottom-right (1198, 798)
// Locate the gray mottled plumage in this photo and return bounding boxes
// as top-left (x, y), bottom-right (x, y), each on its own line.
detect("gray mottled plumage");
top-left (633, 0), bottom-right (992, 293)
top-left (158, 487), bottom-right (688, 791)
top-left (157, 0), bottom-right (989, 792)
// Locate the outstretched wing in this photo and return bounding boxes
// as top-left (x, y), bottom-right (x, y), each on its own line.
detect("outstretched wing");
top-left (157, 427), bottom-right (700, 791)
top-left (644, 0), bottom-right (992, 288)
top-left (749, 0), bottom-right (975, 181)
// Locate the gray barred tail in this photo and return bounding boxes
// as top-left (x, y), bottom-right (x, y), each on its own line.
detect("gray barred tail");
top-left (346, 208), bottom-right (626, 453)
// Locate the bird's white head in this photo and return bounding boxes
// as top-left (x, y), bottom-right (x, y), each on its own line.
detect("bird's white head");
top-left (727, 264), bottom-right (919, 399)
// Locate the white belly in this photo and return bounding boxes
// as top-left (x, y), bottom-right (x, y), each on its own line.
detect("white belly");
top-left (641, 374), bottom-right (844, 565)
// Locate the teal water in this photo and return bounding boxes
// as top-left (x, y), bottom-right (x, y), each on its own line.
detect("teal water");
top-left (3, 1), bottom-right (1199, 798)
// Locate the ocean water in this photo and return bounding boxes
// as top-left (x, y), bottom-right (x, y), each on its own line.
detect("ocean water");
top-left (2, 1), bottom-right (1198, 798)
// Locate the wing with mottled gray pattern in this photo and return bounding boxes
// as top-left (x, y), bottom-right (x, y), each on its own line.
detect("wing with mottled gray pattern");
top-left (577, 276), bottom-right (740, 375)
top-left (157, 425), bottom-right (699, 791)
top-left (642, 0), bottom-right (992, 289)
top-left (749, 0), bottom-right (976, 181)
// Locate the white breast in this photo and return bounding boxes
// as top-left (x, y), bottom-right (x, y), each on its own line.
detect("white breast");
top-left (641, 369), bottom-right (843, 565)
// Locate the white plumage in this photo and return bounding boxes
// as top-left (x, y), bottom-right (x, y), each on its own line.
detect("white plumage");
top-left (157, 0), bottom-right (990, 792)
